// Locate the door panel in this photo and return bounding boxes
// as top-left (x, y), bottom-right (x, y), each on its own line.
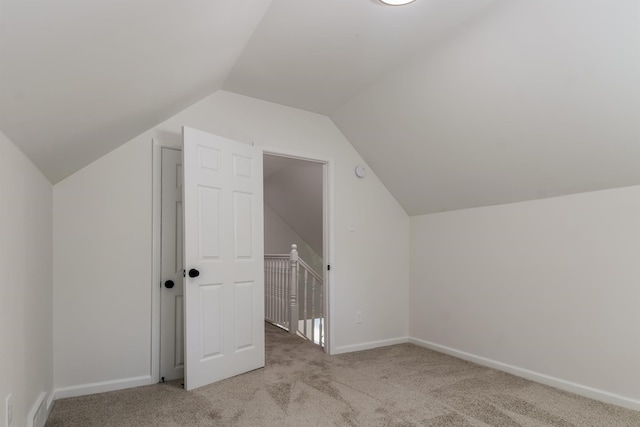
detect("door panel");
top-left (174, 295), bottom-right (184, 367)
top-left (183, 127), bottom-right (264, 391)
top-left (198, 186), bottom-right (222, 258)
top-left (200, 284), bottom-right (223, 358)
top-left (160, 148), bottom-right (185, 381)
top-left (234, 192), bottom-right (253, 257)
top-left (235, 281), bottom-right (255, 350)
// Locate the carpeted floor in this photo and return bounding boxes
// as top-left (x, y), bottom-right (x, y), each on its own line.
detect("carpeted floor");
top-left (47, 323), bottom-right (640, 426)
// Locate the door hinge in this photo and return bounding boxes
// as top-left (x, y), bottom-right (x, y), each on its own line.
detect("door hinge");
top-left (327, 265), bottom-right (331, 271)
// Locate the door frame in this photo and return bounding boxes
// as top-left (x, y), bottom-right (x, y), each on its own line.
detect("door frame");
top-left (262, 146), bottom-right (333, 356)
top-left (151, 138), bottom-right (183, 383)
top-left (151, 139), bottom-right (335, 384)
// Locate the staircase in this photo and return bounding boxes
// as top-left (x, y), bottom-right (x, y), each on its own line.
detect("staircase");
top-left (265, 244), bottom-right (324, 346)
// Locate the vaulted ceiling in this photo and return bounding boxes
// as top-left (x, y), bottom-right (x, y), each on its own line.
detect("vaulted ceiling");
top-left (264, 155), bottom-right (323, 254)
top-left (1, 0), bottom-right (638, 215)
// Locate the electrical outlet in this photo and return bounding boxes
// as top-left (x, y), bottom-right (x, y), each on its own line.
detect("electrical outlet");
top-left (356, 311), bottom-right (363, 324)
top-left (5, 393), bottom-right (13, 427)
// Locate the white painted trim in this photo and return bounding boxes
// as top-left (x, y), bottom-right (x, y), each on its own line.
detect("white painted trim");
top-left (409, 337), bottom-right (640, 411)
top-left (46, 393), bottom-right (55, 415)
top-left (151, 140), bottom-right (161, 384)
top-left (27, 392), bottom-right (46, 427)
top-left (153, 137), bottom-right (183, 151)
top-left (153, 141), bottom-right (334, 363)
top-left (323, 159), bottom-right (334, 355)
top-left (262, 146), bottom-right (334, 355)
top-left (152, 138), bottom-right (183, 384)
top-left (262, 146), bottom-right (332, 166)
top-left (332, 337), bottom-right (409, 355)
top-left (54, 375), bottom-right (154, 400)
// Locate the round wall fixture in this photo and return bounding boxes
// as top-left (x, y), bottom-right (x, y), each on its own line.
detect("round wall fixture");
top-left (355, 165), bottom-right (366, 178)
top-left (379, 0), bottom-right (416, 5)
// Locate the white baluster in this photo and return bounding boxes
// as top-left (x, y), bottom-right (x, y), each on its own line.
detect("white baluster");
top-left (282, 258), bottom-right (287, 327)
top-left (280, 258), bottom-right (285, 327)
top-left (269, 260), bottom-right (273, 323)
top-left (289, 244), bottom-right (299, 335)
top-left (275, 260), bottom-right (282, 323)
top-left (273, 260), bottom-right (277, 324)
top-left (266, 261), bottom-right (270, 323)
top-left (318, 283), bottom-right (324, 346)
top-left (302, 269), bottom-right (308, 338)
top-left (267, 260), bottom-right (272, 323)
top-left (311, 276), bottom-right (315, 344)
top-left (286, 260), bottom-right (291, 328)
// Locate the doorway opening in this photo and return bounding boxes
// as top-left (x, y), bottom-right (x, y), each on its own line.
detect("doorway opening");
top-left (152, 140), bottom-right (332, 385)
top-left (263, 154), bottom-right (326, 348)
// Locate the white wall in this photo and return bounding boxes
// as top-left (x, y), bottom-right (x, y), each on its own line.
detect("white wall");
top-left (53, 90), bottom-right (410, 394)
top-left (264, 203), bottom-right (322, 275)
top-left (53, 139), bottom-right (152, 394)
top-left (0, 131), bottom-right (53, 425)
top-left (410, 186), bottom-right (640, 408)
top-left (264, 157), bottom-right (324, 255)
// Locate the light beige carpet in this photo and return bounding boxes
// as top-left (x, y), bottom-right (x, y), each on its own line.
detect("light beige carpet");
top-left (47, 323), bottom-right (640, 426)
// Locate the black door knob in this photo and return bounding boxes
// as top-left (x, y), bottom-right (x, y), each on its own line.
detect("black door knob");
top-left (188, 268), bottom-right (200, 278)
top-left (164, 280), bottom-right (174, 289)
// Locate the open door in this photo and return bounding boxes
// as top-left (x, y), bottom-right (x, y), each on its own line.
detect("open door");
top-left (182, 127), bottom-right (264, 391)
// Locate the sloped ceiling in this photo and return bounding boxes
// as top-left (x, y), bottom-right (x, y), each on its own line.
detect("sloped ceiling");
top-left (0, 0), bottom-right (272, 182)
top-left (333, 0), bottom-right (640, 214)
top-left (224, 0), bottom-right (495, 114)
top-left (1, 0), bottom-right (639, 216)
top-left (264, 155), bottom-right (323, 254)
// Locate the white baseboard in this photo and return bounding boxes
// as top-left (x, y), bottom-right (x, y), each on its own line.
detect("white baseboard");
top-left (46, 392), bottom-right (55, 417)
top-left (54, 375), bottom-right (154, 400)
top-left (332, 336), bottom-right (409, 355)
top-left (27, 392), bottom-right (48, 427)
top-left (409, 337), bottom-right (640, 411)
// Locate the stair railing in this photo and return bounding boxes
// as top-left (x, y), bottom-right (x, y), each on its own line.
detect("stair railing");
top-left (295, 254), bottom-right (323, 345)
top-left (265, 244), bottom-right (324, 346)
top-left (264, 254), bottom-right (290, 329)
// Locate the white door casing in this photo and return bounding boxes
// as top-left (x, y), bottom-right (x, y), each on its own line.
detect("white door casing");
top-left (183, 127), bottom-right (265, 391)
top-left (262, 149), bottom-right (333, 355)
top-left (159, 147), bottom-right (185, 381)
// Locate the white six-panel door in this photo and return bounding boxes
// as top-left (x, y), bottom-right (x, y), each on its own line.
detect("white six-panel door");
top-left (160, 147), bottom-right (185, 381)
top-left (183, 127), bottom-right (264, 391)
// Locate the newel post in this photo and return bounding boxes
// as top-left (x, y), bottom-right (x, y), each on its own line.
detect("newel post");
top-left (289, 244), bottom-right (299, 334)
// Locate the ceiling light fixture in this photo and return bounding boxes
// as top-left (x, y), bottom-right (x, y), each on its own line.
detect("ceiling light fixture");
top-left (379, 0), bottom-right (416, 5)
